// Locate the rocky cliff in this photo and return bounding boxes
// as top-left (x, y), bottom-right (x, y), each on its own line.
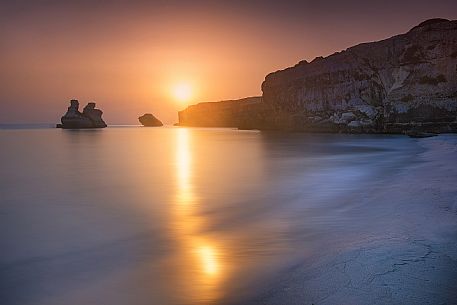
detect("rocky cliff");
top-left (179, 19), bottom-right (457, 133)
top-left (261, 18), bottom-right (457, 133)
top-left (57, 100), bottom-right (107, 129)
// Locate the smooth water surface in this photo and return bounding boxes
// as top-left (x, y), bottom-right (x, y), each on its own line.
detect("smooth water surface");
top-left (0, 127), bottom-right (421, 305)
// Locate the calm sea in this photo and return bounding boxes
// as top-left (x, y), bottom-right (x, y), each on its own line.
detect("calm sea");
top-left (0, 126), bottom-right (421, 305)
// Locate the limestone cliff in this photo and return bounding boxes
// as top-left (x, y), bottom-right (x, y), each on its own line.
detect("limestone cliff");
top-left (179, 19), bottom-right (457, 133)
top-left (261, 18), bottom-right (457, 133)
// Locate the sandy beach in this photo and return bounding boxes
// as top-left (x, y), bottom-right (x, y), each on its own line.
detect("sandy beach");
top-left (244, 135), bottom-right (457, 305)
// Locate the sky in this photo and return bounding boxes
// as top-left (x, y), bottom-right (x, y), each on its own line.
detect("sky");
top-left (1, 0), bottom-right (456, 124)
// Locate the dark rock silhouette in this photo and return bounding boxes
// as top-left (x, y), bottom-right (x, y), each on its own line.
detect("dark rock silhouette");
top-left (57, 99), bottom-right (107, 129)
top-left (407, 131), bottom-right (437, 138)
top-left (138, 113), bottom-right (163, 127)
top-left (179, 19), bottom-right (457, 133)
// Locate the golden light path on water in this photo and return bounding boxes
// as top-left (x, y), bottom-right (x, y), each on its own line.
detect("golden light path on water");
top-left (174, 128), bottom-right (222, 302)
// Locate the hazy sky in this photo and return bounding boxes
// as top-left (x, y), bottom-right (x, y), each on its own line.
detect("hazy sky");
top-left (1, 0), bottom-right (456, 124)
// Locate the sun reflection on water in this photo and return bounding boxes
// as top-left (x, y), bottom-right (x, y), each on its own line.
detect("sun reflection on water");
top-left (174, 128), bottom-right (222, 302)
top-left (176, 129), bottom-right (193, 203)
top-left (197, 246), bottom-right (219, 275)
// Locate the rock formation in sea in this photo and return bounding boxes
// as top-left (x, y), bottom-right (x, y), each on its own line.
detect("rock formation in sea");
top-left (179, 18), bottom-right (457, 133)
top-left (138, 113), bottom-right (163, 127)
top-left (57, 99), bottom-right (107, 129)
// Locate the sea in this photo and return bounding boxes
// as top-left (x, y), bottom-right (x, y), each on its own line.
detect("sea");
top-left (0, 125), bottom-right (422, 305)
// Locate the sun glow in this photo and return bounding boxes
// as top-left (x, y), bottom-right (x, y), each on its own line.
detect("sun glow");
top-left (172, 83), bottom-right (192, 104)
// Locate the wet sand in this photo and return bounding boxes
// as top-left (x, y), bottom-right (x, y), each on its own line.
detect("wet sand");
top-left (244, 135), bottom-right (457, 305)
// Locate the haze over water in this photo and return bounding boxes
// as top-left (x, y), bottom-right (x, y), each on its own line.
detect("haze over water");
top-left (0, 127), bottom-right (421, 305)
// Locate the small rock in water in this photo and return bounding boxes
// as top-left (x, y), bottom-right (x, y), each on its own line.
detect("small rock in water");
top-left (138, 113), bottom-right (163, 127)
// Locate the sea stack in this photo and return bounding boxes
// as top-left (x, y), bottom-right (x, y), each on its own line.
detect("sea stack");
top-left (138, 113), bottom-right (163, 127)
top-left (57, 99), bottom-right (107, 129)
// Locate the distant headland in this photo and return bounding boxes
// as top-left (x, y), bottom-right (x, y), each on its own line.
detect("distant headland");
top-left (178, 18), bottom-right (457, 134)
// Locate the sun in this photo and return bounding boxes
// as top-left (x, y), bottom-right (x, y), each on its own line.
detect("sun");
top-left (172, 83), bottom-right (192, 104)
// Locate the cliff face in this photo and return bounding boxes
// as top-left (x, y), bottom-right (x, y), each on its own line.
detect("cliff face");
top-left (178, 19), bottom-right (457, 133)
top-left (261, 18), bottom-right (457, 133)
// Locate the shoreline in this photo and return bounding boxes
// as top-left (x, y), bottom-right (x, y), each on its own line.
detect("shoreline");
top-left (2, 123), bottom-right (457, 136)
top-left (240, 135), bottom-right (457, 305)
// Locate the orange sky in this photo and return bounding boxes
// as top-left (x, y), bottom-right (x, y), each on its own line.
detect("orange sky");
top-left (1, 0), bottom-right (456, 124)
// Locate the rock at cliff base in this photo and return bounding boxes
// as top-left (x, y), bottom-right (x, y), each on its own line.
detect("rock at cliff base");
top-left (138, 113), bottom-right (163, 127)
top-left (406, 131), bottom-right (438, 138)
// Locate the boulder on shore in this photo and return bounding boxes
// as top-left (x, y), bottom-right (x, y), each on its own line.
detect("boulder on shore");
top-left (138, 113), bottom-right (163, 127)
top-left (57, 99), bottom-right (107, 129)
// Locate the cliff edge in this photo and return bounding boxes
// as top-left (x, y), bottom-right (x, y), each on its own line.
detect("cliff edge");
top-left (179, 19), bottom-right (457, 133)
